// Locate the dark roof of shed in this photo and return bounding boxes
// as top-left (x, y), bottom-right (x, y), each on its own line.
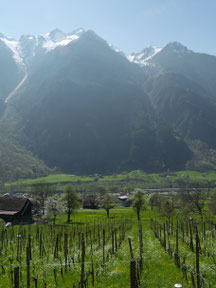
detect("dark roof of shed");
top-left (0, 198), bottom-right (29, 212)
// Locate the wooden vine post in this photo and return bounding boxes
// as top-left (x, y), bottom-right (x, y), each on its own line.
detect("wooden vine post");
top-left (112, 230), bottom-right (114, 255)
top-left (164, 222), bottom-right (166, 250)
top-left (103, 229), bottom-right (105, 264)
top-left (81, 233), bottom-right (85, 288)
top-left (64, 233), bottom-right (68, 271)
top-left (130, 259), bottom-right (138, 288)
top-left (128, 237), bottom-right (138, 288)
top-left (115, 228), bottom-right (117, 252)
top-left (26, 246), bottom-right (31, 288)
top-left (138, 220), bottom-right (143, 270)
top-left (196, 227), bottom-right (201, 288)
top-left (128, 237), bottom-right (134, 260)
top-left (90, 229), bottom-right (94, 287)
top-left (14, 266), bottom-right (19, 288)
top-left (54, 234), bottom-right (59, 258)
top-left (189, 219), bottom-right (194, 252)
top-left (166, 220), bottom-right (171, 258)
top-left (176, 225), bottom-right (179, 255)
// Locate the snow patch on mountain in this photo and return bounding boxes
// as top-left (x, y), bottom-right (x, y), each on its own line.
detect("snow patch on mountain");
top-left (1, 28), bottom-right (86, 103)
top-left (128, 46), bottom-right (162, 66)
top-left (42, 34), bottom-right (80, 51)
top-left (0, 37), bottom-right (25, 68)
top-left (68, 28), bottom-right (84, 37)
top-left (108, 43), bottom-right (125, 56)
top-left (5, 71), bottom-right (28, 103)
top-left (39, 28), bottom-right (84, 52)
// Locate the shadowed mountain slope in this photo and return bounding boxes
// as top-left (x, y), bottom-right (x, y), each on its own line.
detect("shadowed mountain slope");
top-left (2, 31), bottom-right (192, 176)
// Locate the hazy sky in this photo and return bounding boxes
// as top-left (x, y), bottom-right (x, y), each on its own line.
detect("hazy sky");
top-left (1, 0), bottom-right (216, 55)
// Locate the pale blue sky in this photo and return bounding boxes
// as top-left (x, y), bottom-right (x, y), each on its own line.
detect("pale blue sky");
top-left (1, 0), bottom-right (216, 55)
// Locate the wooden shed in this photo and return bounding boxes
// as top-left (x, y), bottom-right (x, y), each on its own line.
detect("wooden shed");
top-left (0, 198), bottom-right (33, 224)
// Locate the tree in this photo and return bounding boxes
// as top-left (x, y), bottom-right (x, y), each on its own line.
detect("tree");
top-left (157, 197), bottom-right (175, 219)
top-left (82, 193), bottom-right (99, 209)
top-left (97, 185), bottom-right (107, 196)
top-left (148, 193), bottom-right (161, 210)
top-left (101, 194), bottom-right (115, 218)
top-left (31, 183), bottom-right (51, 214)
top-left (87, 184), bottom-right (107, 196)
top-left (44, 195), bottom-right (63, 225)
top-left (132, 189), bottom-right (147, 220)
top-left (62, 185), bottom-right (80, 223)
top-left (178, 187), bottom-right (206, 219)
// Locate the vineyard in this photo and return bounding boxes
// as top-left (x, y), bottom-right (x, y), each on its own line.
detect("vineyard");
top-left (0, 208), bottom-right (216, 287)
top-left (151, 217), bottom-right (216, 287)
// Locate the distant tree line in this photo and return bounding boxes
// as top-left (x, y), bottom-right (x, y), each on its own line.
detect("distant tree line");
top-left (26, 180), bottom-right (216, 224)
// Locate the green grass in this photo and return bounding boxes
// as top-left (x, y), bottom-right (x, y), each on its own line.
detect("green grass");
top-left (0, 208), bottom-right (207, 287)
top-left (151, 214), bottom-right (216, 287)
top-left (8, 169), bottom-right (216, 186)
top-left (9, 173), bottom-right (93, 185)
top-left (94, 210), bottom-right (191, 288)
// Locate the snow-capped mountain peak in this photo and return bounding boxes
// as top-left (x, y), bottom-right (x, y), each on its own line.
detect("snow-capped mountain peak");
top-left (68, 28), bottom-right (84, 36)
top-left (49, 28), bottom-right (66, 42)
top-left (38, 28), bottom-right (84, 52)
top-left (0, 36), bottom-right (25, 68)
top-left (128, 46), bottom-right (162, 66)
top-left (16, 28), bottom-right (86, 62)
top-left (0, 28), bottom-right (87, 103)
top-left (163, 41), bottom-right (192, 55)
top-left (0, 33), bottom-right (6, 38)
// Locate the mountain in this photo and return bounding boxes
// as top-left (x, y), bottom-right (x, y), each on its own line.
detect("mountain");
top-left (128, 46), bottom-right (162, 66)
top-left (140, 42), bottom-right (216, 147)
top-left (0, 29), bottom-right (193, 180)
top-left (130, 42), bottom-right (216, 170)
top-left (148, 73), bottom-right (216, 147)
top-left (18, 28), bottom-right (84, 63)
top-left (150, 42), bottom-right (216, 96)
top-left (0, 35), bottom-right (25, 102)
top-left (130, 42), bottom-right (216, 96)
top-left (0, 30), bottom-right (216, 180)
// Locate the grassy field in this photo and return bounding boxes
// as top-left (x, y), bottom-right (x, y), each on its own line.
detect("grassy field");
top-left (1, 208), bottom-right (214, 287)
top-left (7, 170), bottom-right (216, 190)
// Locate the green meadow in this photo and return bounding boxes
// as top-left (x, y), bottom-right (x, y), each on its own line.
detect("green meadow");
top-left (8, 170), bottom-right (216, 189)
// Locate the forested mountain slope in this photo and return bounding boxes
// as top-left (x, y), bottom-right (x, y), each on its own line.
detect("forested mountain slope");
top-left (1, 29), bottom-right (216, 180)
